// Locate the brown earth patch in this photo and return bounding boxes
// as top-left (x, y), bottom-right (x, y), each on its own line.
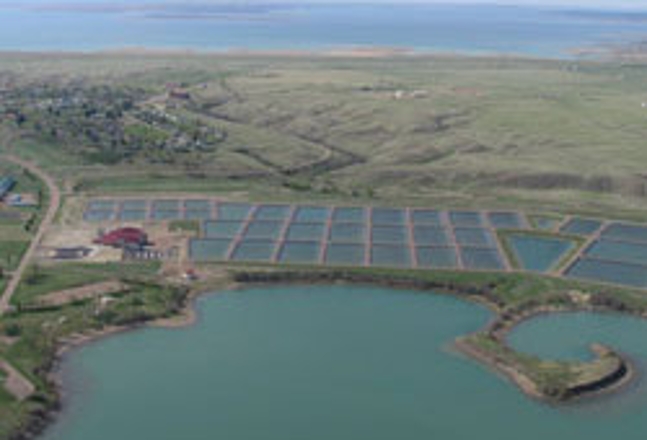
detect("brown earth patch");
top-left (1, 360), bottom-right (35, 401)
top-left (38, 280), bottom-right (126, 307)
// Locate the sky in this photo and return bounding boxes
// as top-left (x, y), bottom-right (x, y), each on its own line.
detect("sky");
top-left (2, 0), bottom-right (647, 10)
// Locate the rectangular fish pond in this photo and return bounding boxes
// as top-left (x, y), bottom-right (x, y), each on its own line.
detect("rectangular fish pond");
top-left (560, 218), bottom-right (603, 236)
top-left (487, 212), bottom-right (526, 229)
top-left (601, 223), bottom-right (647, 244)
top-left (324, 243), bottom-right (367, 266)
top-left (566, 258), bottom-right (647, 289)
top-left (506, 233), bottom-right (577, 273)
top-left (585, 240), bottom-right (647, 266)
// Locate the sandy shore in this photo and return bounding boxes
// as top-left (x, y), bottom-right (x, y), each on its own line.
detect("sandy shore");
top-left (0, 45), bottom-right (553, 62)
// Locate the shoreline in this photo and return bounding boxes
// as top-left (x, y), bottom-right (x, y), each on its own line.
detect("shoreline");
top-left (227, 271), bottom-right (644, 403)
top-left (0, 40), bottom-right (642, 62)
top-left (19, 272), bottom-right (647, 440)
top-left (476, 304), bottom-right (641, 403)
top-left (453, 338), bottom-right (635, 403)
top-left (0, 46), bottom-right (581, 62)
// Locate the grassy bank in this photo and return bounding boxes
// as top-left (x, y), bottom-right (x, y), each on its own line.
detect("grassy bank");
top-left (457, 334), bottom-right (629, 401)
top-left (0, 261), bottom-right (187, 439)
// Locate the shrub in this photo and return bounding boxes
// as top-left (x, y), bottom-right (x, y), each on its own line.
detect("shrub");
top-left (4, 323), bottom-right (22, 337)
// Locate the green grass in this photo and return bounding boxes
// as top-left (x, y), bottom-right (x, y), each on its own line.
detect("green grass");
top-left (0, 283), bottom-right (185, 439)
top-left (0, 161), bottom-right (46, 217)
top-left (528, 214), bottom-right (563, 231)
top-left (0, 242), bottom-right (29, 272)
top-left (0, 157), bottom-right (49, 292)
top-left (465, 333), bottom-right (578, 393)
top-left (0, 387), bottom-right (21, 440)
top-left (3, 54), bottom-right (647, 219)
top-left (0, 216), bottom-right (23, 227)
top-left (220, 261), bottom-right (647, 311)
top-left (76, 173), bottom-right (259, 194)
top-left (0, 225), bottom-right (30, 242)
top-left (169, 220), bottom-right (201, 234)
top-left (464, 333), bottom-right (625, 400)
top-left (13, 262), bottom-right (161, 305)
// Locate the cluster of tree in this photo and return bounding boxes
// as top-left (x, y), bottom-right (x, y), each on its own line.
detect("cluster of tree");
top-left (1, 82), bottom-right (226, 165)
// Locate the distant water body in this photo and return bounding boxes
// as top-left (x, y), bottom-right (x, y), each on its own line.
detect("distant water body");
top-left (0, 3), bottom-right (646, 57)
top-left (42, 286), bottom-right (647, 440)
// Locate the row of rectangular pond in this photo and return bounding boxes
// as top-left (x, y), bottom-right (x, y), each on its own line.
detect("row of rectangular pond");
top-left (565, 223), bottom-right (647, 289)
top-left (84, 199), bottom-right (529, 228)
top-left (83, 199), bottom-right (647, 290)
top-left (186, 204), bottom-right (522, 271)
top-left (514, 218), bottom-right (647, 289)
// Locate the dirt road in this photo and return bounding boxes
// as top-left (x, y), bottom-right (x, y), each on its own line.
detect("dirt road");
top-left (0, 155), bottom-right (60, 315)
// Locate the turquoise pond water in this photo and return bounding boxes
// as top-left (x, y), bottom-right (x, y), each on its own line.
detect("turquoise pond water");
top-left (566, 258), bottom-right (647, 289)
top-left (508, 234), bottom-right (575, 272)
top-left (41, 286), bottom-right (647, 440)
top-left (278, 242), bottom-right (320, 264)
top-left (602, 224), bottom-right (647, 244)
top-left (324, 243), bottom-right (366, 266)
top-left (586, 240), bottom-right (647, 265)
top-left (561, 218), bottom-right (603, 236)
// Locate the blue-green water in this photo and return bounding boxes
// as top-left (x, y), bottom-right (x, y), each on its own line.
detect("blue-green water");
top-left (509, 312), bottom-right (647, 362)
top-left (1, 4), bottom-right (647, 57)
top-left (566, 258), bottom-right (647, 288)
top-left (324, 243), bottom-right (365, 265)
top-left (41, 286), bottom-right (647, 440)
top-left (509, 234), bottom-right (575, 272)
top-left (587, 240), bottom-right (647, 265)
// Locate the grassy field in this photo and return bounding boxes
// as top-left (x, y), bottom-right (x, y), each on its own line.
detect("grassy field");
top-left (0, 161), bottom-right (46, 282)
top-left (12, 261), bottom-right (162, 305)
top-left (1, 53), bottom-right (647, 220)
top-left (0, 242), bottom-right (29, 273)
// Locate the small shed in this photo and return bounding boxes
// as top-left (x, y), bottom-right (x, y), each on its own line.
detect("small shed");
top-left (50, 247), bottom-right (93, 260)
top-left (0, 176), bottom-right (16, 200)
top-left (6, 193), bottom-right (37, 207)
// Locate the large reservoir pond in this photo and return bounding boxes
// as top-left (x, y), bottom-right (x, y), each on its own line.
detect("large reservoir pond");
top-left (43, 286), bottom-right (647, 440)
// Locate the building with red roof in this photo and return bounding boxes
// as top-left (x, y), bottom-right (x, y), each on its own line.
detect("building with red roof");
top-left (94, 227), bottom-right (148, 249)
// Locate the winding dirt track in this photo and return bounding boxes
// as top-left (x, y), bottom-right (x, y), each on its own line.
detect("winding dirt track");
top-left (0, 155), bottom-right (60, 315)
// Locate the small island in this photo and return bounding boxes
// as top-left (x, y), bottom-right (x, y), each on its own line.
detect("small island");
top-left (457, 334), bottom-right (632, 403)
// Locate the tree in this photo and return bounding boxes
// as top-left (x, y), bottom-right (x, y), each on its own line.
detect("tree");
top-left (4, 323), bottom-right (22, 338)
top-left (26, 264), bottom-right (44, 285)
